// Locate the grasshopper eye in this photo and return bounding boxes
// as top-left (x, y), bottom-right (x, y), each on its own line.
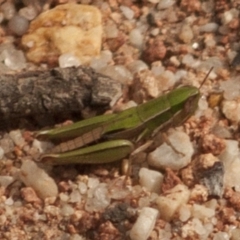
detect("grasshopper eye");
top-left (184, 95), bottom-right (199, 115)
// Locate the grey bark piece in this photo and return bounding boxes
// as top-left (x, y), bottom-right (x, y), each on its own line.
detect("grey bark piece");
top-left (0, 66), bottom-right (122, 128)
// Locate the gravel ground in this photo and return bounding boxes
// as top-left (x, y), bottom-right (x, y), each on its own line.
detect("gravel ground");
top-left (0, 0), bottom-right (240, 239)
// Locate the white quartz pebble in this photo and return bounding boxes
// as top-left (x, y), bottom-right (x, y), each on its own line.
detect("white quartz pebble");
top-left (58, 53), bottom-right (81, 68)
top-left (192, 204), bottom-right (215, 220)
top-left (157, 0), bottom-right (175, 10)
top-left (139, 168), bottom-right (163, 194)
top-left (130, 207), bottom-right (158, 240)
top-left (127, 60), bottom-right (148, 74)
top-left (199, 22), bottom-right (219, 32)
top-left (213, 232), bottom-right (230, 240)
top-left (120, 5), bottom-right (134, 20)
top-left (179, 23), bottom-right (193, 43)
top-left (148, 130), bottom-right (194, 170)
top-left (156, 184), bottom-right (190, 221)
top-left (9, 130), bottom-right (25, 147)
top-left (219, 140), bottom-right (240, 191)
top-left (222, 99), bottom-right (240, 123)
top-left (19, 160), bottom-right (58, 199)
top-left (0, 176), bottom-right (15, 188)
top-left (129, 28), bottom-right (144, 49)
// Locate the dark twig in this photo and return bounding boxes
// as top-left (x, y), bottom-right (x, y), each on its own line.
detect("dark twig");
top-left (0, 66), bottom-right (122, 129)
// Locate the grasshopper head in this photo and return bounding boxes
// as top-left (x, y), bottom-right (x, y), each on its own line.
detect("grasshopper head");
top-left (167, 86), bottom-right (200, 126)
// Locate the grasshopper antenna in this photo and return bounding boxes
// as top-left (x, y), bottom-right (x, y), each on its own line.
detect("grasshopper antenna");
top-left (199, 67), bottom-right (214, 89)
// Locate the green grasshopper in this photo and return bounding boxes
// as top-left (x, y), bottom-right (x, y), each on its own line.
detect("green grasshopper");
top-left (35, 68), bottom-right (212, 165)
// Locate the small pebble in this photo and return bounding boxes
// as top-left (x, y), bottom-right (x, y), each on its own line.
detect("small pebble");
top-left (130, 207), bottom-right (158, 240)
top-left (221, 9), bottom-right (238, 25)
top-left (157, 0), bottom-right (175, 10)
top-left (2, 48), bottom-right (26, 70)
top-left (127, 60), bottom-right (148, 74)
top-left (104, 20), bottom-right (118, 38)
top-left (1, 1), bottom-right (16, 20)
top-left (179, 204), bottom-right (191, 222)
top-left (58, 53), bottom-right (81, 68)
top-left (174, 69), bottom-right (187, 81)
top-left (120, 5), bottom-right (134, 20)
top-left (156, 184), bottom-right (190, 221)
top-left (99, 65), bottom-right (133, 84)
top-left (143, 38), bottom-right (167, 63)
top-left (218, 25), bottom-right (230, 35)
top-left (139, 168), bottom-right (163, 194)
top-left (220, 77), bottom-right (240, 100)
top-left (202, 1), bottom-right (214, 13)
top-left (199, 57), bottom-right (224, 72)
top-left (78, 182), bottom-right (87, 194)
top-left (85, 184), bottom-right (111, 212)
top-left (0, 147), bottom-right (5, 160)
top-left (0, 134), bottom-right (14, 154)
top-left (213, 232), bottom-right (230, 240)
top-left (19, 6), bottom-right (38, 20)
top-left (148, 130), bottom-right (194, 170)
top-left (150, 28), bottom-right (160, 36)
top-left (44, 205), bottom-right (60, 216)
top-left (61, 204), bottom-right (75, 217)
top-left (179, 23), bottom-right (194, 43)
top-left (69, 190), bottom-right (81, 203)
top-left (191, 204), bottom-right (215, 220)
top-left (59, 192), bottom-right (69, 202)
top-left (192, 218), bottom-right (207, 236)
top-left (182, 54), bottom-right (201, 69)
top-left (0, 12), bottom-right (4, 23)
top-left (150, 64), bottom-right (164, 76)
top-left (148, 0), bottom-right (159, 3)
top-left (219, 140), bottom-right (240, 190)
top-left (19, 160), bottom-right (58, 199)
top-left (71, 234), bottom-right (85, 240)
top-left (8, 14), bottom-right (29, 36)
top-left (0, 176), bottom-right (14, 188)
top-left (21, 187), bottom-right (41, 203)
top-left (222, 99), bottom-right (240, 123)
top-left (5, 197), bottom-right (14, 206)
top-left (231, 228), bottom-right (240, 240)
top-left (199, 22), bottom-right (219, 32)
top-left (129, 28), bottom-right (144, 49)
top-left (9, 130), bottom-right (25, 147)
top-left (87, 177), bottom-right (100, 189)
top-left (90, 50), bottom-right (112, 71)
top-left (169, 56), bottom-right (180, 67)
